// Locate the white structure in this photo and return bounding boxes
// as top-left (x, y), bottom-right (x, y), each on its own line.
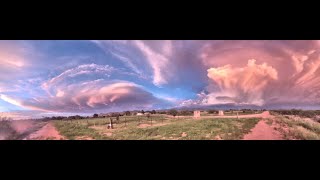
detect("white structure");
top-left (218, 110), bottom-right (224, 116)
top-left (136, 113), bottom-right (143, 116)
top-left (194, 110), bottom-right (201, 118)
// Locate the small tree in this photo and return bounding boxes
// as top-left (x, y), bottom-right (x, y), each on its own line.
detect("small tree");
top-left (179, 110), bottom-right (193, 116)
top-left (141, 110), bottom-right (145, 114)
top-left (168, 109), bottom-right (178, 117)
top-left (125, 111), bottom-right (131, 116)
top-left (93, 114), bottom-right (99, 118)
top-left (207, 110), bottom-right (218, 114)
top-left (151, 110), bottom-right (156, 114)
top-left (146, 113), bottom-right (151, 119)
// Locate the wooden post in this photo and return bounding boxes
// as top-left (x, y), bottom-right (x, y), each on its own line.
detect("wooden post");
top-left (116, 115), bottom-right (119, 123)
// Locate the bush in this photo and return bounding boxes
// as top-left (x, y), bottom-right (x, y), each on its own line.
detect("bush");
top-left (179, 110), bottom-right (193, 116)
top-left (125, 111), bottom-right (131, 116)
top-left (207, 110), bottom-right (218, 114)
top-left (168, 109), bottom-right (178, 117)
top-left (0, 120), bottom-right (19, 140)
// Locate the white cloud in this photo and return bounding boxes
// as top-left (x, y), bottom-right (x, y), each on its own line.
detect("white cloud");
top-left (132, 40), bottom-right (171, 86)
top-left (0, 94), bottom-right (22, 107)
top-left (41, 63), bottom-right (115, 96)
top-left (91, 40), bottom-right (143, 76)
top-left (92, 40), bottom-right (175, 86)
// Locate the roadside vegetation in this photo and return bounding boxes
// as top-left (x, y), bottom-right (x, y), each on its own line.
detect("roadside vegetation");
top-left (52, 114), bottom-right (260, 140)
top-left (265, 113), bottom-right (320, 140)
top-left (0, 120), bottom-right (19, 140)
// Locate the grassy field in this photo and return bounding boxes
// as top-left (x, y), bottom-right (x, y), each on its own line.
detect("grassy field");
top-left (266, 115), bottom-right (320, 140)
top-left (53, 115), bottom-right (260, 140)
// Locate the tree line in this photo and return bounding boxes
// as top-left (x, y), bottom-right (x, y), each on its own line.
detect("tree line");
top-left (271, 109), bottom-right (320, 118)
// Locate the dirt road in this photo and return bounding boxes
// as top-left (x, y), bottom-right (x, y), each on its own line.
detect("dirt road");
top-left (243, 120), bottom-right (283, 140)
top-left (25, 122), bottom-right (64, 140)
top-left (240, 111), bottom-right (284, 140)
top-left (0, 120), bottom-right (64, 140)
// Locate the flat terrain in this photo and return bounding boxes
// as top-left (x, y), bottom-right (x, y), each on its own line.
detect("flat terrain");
top-left (51, 111), bottom-right (275, 140)
top-left (26, 122), bottom-right (65, 140)
top-left (0, 120), bottom-right (47, 140)
top-left (243, 120), bottom-right (283, 140)
top-left (2, 111), bottom-right (320, 140)
top-left (53, 115), bottom-right (260, 140)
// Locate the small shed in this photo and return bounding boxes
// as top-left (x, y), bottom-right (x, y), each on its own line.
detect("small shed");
top-left (194, 110), bottom-right (201, 118)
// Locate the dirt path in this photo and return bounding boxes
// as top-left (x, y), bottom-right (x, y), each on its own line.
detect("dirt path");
top-left (243, 120), bottom-right (283, 140)
top-left (26, 122), bottom-right (65, 140)
top-left (138, 122), bottom-right (171, 128)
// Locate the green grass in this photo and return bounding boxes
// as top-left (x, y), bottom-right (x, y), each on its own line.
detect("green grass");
top-left (53, 121), bottom-right (112, 140)
top-left (114, 117), bottom-right (260, 140)
top-left (52, 115), bottom-right (260, 140)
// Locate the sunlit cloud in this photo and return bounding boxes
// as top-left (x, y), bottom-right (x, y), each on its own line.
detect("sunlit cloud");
top-left (181, 40), bottom-right (320, 108)
top-left (205, 59), bottom-right (278, 106)
top-left (2, 81), bottom-right (167, 113)
top-left (2, 40), bottom-right (320, 119)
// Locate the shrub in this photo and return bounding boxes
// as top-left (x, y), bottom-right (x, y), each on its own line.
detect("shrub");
top-left (125, 111), bottom-right (131, 116)
top-left (207, 110), bottom-right (218, 114)
top-left (168, 109), bottom-right (178, 117)
top-left (179, 110), bottom-right (193, 116)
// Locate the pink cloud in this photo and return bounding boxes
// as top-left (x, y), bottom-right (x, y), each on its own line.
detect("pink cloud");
top-left (1, 81), bottom-right (164, 113)
top-left (206, 59), bottom-right (278, 106)
top-left (184, 40), bottom-right (320, 107)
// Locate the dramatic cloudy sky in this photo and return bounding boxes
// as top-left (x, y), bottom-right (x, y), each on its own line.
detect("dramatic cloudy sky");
top-left (1, 40), bottom-right (320, 119)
